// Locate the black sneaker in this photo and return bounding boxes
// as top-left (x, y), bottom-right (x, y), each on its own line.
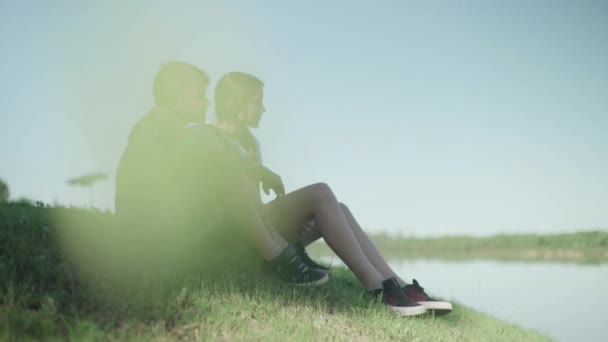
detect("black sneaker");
top-left (368, 277), bottom-right (427, 316)
top-left (403, 279), bottom-right (453, 315)
top-left (293, 242), bottom-right (331, 271)
top-left (265, 245), bottom-right (329, 287)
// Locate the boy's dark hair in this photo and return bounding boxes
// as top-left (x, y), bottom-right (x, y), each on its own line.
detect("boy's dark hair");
top-left (215, 72), bottom-right (263, 122)
top-left (153, 61), bottom-right (209, 107)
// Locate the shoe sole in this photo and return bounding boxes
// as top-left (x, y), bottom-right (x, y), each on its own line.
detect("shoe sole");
top-left (292, 273), bottom-right (330, 287)
top-left (419, 301), bottom-right (453, 315)
top-left (388, 304), bottom-right (427, 317)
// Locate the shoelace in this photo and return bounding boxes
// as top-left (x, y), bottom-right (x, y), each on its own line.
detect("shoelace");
top-left (286, 254), bottom-right (309, 273)
top-left (412, 279), bottom-right (425, 292)
top-left (407, 279), bottom-right (433, 301)
top-left (296, 245), bottom-right (328, 270)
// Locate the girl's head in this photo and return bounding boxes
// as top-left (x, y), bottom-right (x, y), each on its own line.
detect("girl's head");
top-left (215, 72), bottom-right (265, 128)
top-left (153, 61), bottom-right (209, 122)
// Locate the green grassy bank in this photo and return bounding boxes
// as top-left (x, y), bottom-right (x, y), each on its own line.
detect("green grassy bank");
top-left (0, 201), bottom-right (549, 341)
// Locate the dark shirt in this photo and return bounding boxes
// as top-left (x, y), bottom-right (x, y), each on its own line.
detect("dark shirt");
top-left (115, 106), bottom-right (226, 227)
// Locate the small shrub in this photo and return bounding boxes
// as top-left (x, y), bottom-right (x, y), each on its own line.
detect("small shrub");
top-left (0, 178), bottom-right (9, 202)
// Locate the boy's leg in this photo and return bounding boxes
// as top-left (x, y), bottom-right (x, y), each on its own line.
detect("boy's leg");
top-left (265, 222), bottom-right (289, 250)
top-left (220, 175), bottom-right (285, 260)
top-left (253, 195), bottom-right (289, 250)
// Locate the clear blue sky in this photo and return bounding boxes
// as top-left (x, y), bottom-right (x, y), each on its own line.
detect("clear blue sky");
top-left (1, 0), bottom-right (607, 236)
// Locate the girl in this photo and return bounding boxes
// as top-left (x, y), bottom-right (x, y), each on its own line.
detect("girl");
top-left (212, 72), bottom-right (452, 316)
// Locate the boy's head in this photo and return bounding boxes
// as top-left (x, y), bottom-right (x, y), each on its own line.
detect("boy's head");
top-left (153, 61), bottom-right (209, 122)
top-left (215, 72), bottom-right (265, 128)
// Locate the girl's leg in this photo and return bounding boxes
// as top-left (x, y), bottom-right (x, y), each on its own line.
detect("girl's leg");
top-left (264, 183), bottom-right (384, 289)
top-left (274, 201), bottom-right (407, 286)
top-left (221, 179), bottom-right (329, 286)
top-left (339, 203), bottom-right (407, 286)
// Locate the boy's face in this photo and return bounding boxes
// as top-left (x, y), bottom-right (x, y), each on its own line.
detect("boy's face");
top-left (174, 83), bottom-right (209, 123)
top-left (238, 87), bottom-right (265, 128)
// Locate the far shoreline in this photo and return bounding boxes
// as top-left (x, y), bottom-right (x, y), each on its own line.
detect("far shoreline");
top-left (309, 230), bottom-right (608, 264)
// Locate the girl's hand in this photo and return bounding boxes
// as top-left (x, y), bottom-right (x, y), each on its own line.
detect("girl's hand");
top-left (261, 167), bottom-right (285, 198)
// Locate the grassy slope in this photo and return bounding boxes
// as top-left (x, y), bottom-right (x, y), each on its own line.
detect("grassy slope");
top-left (0, 201), bottom-right (549, 341)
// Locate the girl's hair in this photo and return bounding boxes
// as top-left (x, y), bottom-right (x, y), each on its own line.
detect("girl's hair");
top-left (214, 72), bottom-right (263, 122)
top-left (153, 61), bottom-right (209, 107)
top-left (215, 72), bottom-right (264, 161)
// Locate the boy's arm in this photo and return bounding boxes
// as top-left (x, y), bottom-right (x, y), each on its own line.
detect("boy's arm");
top-left (213, 149), bottom-right (284, 197)
top-left (179, 126), bottom-right (285, 197)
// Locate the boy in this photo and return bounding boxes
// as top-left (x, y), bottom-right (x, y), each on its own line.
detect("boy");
top-left (114, 61), bottom-right (327, 285)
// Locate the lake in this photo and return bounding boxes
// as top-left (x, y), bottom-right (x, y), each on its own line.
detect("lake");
top-left (322, 257), bottom-right (608, 341)
top-left (391, 260), bottom-right (608, 342)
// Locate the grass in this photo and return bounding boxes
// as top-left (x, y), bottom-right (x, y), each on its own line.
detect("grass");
top-left (0, 200), bottom-right (550, 341)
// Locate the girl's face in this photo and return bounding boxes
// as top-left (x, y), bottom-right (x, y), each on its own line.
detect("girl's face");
top-left (238, 87), bottom-right (265, 128)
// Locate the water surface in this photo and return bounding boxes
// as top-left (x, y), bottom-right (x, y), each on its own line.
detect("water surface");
top-left (323, 257), bottom-right (608, 341)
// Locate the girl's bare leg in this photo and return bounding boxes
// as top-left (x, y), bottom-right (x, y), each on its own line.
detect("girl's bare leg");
top-left (339, 203), bottom-right (407, 286)
top-left (270, 201), bottom-right (407, 286)
top-left (264, 183), bottom-right (384, 289)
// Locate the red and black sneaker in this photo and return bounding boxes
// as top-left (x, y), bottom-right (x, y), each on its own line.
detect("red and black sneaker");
top-left (403, 279), bottom-right (452, 315)
top-left (369, 277), bottom-right (427, 316)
